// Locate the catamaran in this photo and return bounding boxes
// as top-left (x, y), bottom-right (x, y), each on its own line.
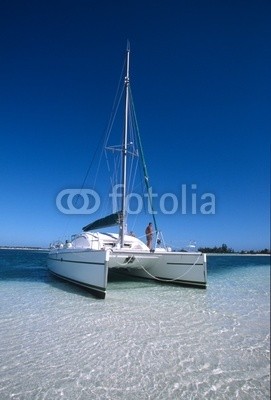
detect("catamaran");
top-left (47, 44), bottom-right (207, 298)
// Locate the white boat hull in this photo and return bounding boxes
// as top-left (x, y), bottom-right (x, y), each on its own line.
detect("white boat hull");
top-left (47, 232), bottom-right (207, 297)
top-left (47, 249), bottom-right (206, 297)
top-left (109, 250), bottom-right (207, 288)
top-left (47, 249), bottom-right (109, 298)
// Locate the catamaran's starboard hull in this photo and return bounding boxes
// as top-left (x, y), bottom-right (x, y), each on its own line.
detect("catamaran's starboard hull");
top-left (47, 249), bottom-right (109, 298)
top-left (108, 251), bottom-right (207, 288)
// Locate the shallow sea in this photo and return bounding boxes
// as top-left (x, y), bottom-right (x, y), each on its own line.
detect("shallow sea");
top-left (0, 250), bottom-right (270, 400)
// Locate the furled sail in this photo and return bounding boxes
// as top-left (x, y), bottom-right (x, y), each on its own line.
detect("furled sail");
top-left (82, 211), bottom-right (122, 232)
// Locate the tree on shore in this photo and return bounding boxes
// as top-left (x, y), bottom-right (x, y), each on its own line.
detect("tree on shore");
top-left (198, 243), bottom-right (234, 253)
top-left (198, 244), bottom-right (270, 254)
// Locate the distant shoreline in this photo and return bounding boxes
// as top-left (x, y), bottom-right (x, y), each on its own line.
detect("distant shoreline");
top-left (207, 253), bottom-right (270, 257)
top-left (0, 246), bottom-right (49, 251)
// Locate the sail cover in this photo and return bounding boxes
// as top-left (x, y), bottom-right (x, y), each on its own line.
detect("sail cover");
top-left (82, 211), bottom-right (122, 232)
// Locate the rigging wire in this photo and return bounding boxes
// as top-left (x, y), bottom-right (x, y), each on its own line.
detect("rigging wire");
top-left (129, 88), bottom-right (159, 233)
top-left (59, 49), bottom-right (158, 241)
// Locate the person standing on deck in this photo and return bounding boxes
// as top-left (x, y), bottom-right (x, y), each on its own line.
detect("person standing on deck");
top-left (145, 222), bottom-right (153, 249)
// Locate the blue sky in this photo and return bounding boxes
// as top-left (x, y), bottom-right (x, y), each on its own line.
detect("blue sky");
top-left (0, 0), bottom-right (270, 250)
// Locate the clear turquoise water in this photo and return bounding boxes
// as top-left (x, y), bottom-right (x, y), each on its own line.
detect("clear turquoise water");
top-left (0, 250), bottom-right (270, 399)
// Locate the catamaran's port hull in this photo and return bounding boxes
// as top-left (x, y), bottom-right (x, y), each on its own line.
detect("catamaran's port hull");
top-left (109, 251), bottom-right (207, 288)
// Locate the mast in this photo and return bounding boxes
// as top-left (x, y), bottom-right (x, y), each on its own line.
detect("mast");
top-left (120, 42), bottom-right (130, 247)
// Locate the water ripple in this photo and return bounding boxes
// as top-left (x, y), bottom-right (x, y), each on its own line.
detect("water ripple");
top-left (0, 254), bottom-right (270, 399)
